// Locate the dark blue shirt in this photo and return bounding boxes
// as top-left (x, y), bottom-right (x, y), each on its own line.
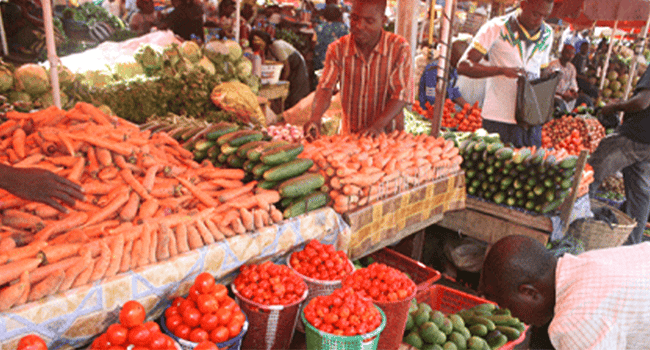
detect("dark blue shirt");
top-left (619, 66), bottom-right (650, 144)
top-left (419, 63), bottom-right (462, 110)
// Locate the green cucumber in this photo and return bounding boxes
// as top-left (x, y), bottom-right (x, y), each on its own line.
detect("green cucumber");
top-left (525, 200), bottom-right (535, 211)
top-left (263, 158), bottom-right (314, 182)
top-left (221, 143), bottom-right (239, 155)
top-left (533, 185), bottom-right (545, 196)
top-left (205, 122), bottom-right (239, 140)
top-left (492, 192), bottom-right (505, 204)
top-left (260, 143), bottom-right (304, 165)
top-left (217, 129), bottom-right (253, 146)
top-left (494, 147), bottom-right (514, 161)
top-left (283, 191), bottom-right (330, 218)
top-left (227, 154), bottom-right (245, 168)
top-left (247, 140), bottom-right (289, 161)
top-left (505, 197), bottom-right (516, 207)
top-left (541, 198), bottom-right (564, 214)
top-left (217, 153), bottom-right (228, 164)
top-left (559, 155), bottom-right (578, 169)
top-left (242, 160), bottom-right (257, 173)
top-left (512, 148), bottom-right (531, 164)
top-left (494, 326), bottom-right (521, 341)
top-left (193, 149), bottom-right (207, 162)
top-left (194, 139), bottom-right (215, 152)
top-left (258, 180), bottom-right (278, 190)
top-left (227, 130), bottom-right (264, 147)
top-left (486, 142), bottom-right (504, 154)
top-left (207, 145), bottom-right (220, 161)
top-left (180, 125), bottom-right (204, 141)
top-left (473, 141), bottom-right (487, 153)
top-left (237, 140), bottom-right (268, 158)
top-left (279, 173), bottom-right (326, 198)
top-left (252, 163), bottom-right (274, 178)
top-left (560, 178), bottom-right (573, 190)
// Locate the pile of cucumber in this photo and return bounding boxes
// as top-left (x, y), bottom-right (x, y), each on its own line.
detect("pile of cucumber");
top-left (456, 133), bottom-right (578, 214)
top-left (141, 119), bottom-right (330, 219)
top-left (403, 301), bottom-right (525, 350)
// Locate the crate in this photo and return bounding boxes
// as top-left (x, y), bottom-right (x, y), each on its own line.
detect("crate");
top-left (366, 248), bottom-right (441, 293)
top-left (415, 285), bottom-right (527, 350)
top-left (302, 306), bottom-right (386, 350)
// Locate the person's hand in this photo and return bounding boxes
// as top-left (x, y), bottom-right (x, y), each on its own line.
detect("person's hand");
top-left (600, 104), bottom-right (618, 117)
top-left (361, 123), bottom-right (384, 138)
top-left (303, 118), bottom-right (321, 142)
top-left (2, 167), bottom-right (85, 213)
top-left (500, 67), bottom-right (525, 79)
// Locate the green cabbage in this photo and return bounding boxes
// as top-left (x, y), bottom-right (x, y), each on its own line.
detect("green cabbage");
top-left (14, 64), bottom-right (50, 96)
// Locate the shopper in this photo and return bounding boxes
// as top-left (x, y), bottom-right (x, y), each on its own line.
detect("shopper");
top-left (588, 65), bottom-right (650, 245)
top-left (573, 40), bottom-right (599, 101)
top-left (0, 164), bottom-right (85, 213)
top-left (542, 44), bottom-right (579, 112)
top-left (249, 29), bottom-right (310, 110)
top-left (480, 235), bottom-right (650, 349)
top-left (457, 0), bottom-right (554, 148)
top-left (129, 0), bottom-right (156, 36)
top-left (159, 0), bottom-right (204, 42)
top-left (304, 0), bottom-right (413, 137)
top-left (313, 4), bottom-right (348, 71)
top-left (419, 38), bottom-right (470, 110)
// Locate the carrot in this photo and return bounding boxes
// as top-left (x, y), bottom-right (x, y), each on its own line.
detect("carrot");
top-left (142, 164), bottom-right (160, 192)
top-left (84, 189), bottom-right (129, 227)
top-left (11, 128), bottom-right (26, 159)
top-left (138, 198), bottom-right (159, 220)
top-left (119, 239), bottom-right (134, 273)
top-left (35, 211), bottom-right (88, 242)
top-left (231, 218), bottom-right (246, 235)
top-left (13, 153), bottom-right (45, 168)
top-left (156, 223), bottom-right (171, 261)
top-left (253, 209), bottom-right (264, 230)
top-left (114, 154), bottom-right (142, 174)
top-left (260, 210), bottom-right (271, 227)
top-left (30, 256), bottom-right (81, 284)
top-left (202, 168), bottom-right (246, 180)
top-left (0, 119), bottom-right (19, 138)
top-left (0, 271), bottom-right (29, 311)
top-left (0, 237), bottom-right (16, 253)
top-left (132, 239), bottom-right (144, 268)
top-left (219, 181), bottom-right (257, 203)
top-left (85, 146), bottom-right (100, 175)
top-left (167, 224), bottom-right (178, 257)
top-left (216, 220), bottom-right (236, 238)
top-left (0, 257), bottom-right (42, 286)
top-left (5, 241), bottom-right (48, 262)
top-left (270, 206), bottom-right (284, 223)
top-left (120, 168), bottom-right (152, 201)
top-left (88, 240), bottom-right (111, 282)
top-left (96, 148), bottom-right (113, 167)
top-left (138, 222), bottom-right (152, 267)
top-left (176, 177), bottom-right (218, 207)
top-left (194, 219), bottom-right (215, 245)
top-left (2, 209), bottom-right (45, 231)
top-left (119, 192), bottom-right (140, 222)
top-left (186, 224), bottom-right (204, 249)
top-left (28, 269), bottom-right (65, 301)
top-left (33, 204), bottom-right (60, 219)
top-left (67, 157), bottom-right (86, 183)
top-left (68, 133), bottom-right (133, 157)
top-left (41, 243), bottom-right (81, 264)
top-left (203, 218), bottom-right (225, 242)
top-left (240, 208), bottom-right (254, 231)
top-left (76, 102), bottom-right (112, 125)
top-left (175, 223), bottom-right (190, 254)
top-left (211, 178), bottom-right (245, 189)
top-left (148, 224), bottom-right (158, 265)
top-left (7, 148), bottom-right (19, 163)
top-left (343, 184), bottom-right (363, 196)
top-left (105, 233), bottom-right (125, 278)
top-left (0, 197), bottom-right (27, 210)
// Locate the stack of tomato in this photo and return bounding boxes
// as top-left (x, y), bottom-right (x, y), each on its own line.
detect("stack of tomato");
top-left (343, 263), bottom-right (416, 303)
top-left (233, 261), bottom-right (307, 306)
top-left (289, 240), bottom-right (353, 281)
top-left (90, 300), bottom-right (177, 350)
top-left (303, 287), bottom-right (382, 336)
top-left (541, 115), bottom-right (606, 154)
top-left (164, 273), bottom-right (246, 345)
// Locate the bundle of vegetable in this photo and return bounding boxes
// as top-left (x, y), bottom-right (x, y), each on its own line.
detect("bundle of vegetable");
top-left (541, 115), bottom-right (606, 154)
top-left (302, 131), bottom-right (463, 213)
top-left (403, 301), bottom-right (526, 350)
top-left (404, 107), bottom-right (432, 136)
top-left (0, 103), bottom-right (283, 310)
top-left (266, 123), bottom-right (303, 143)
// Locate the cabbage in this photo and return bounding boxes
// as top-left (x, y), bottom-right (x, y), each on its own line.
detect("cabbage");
top-left (0, 66), bottom-right (13, 92)
top-left (237, 58), bottom-right (252, 77)
top-left (113, 61), bottom-right (144, 80)
top-left (36, 91), bottom-right (69, 109)
top-left (14, 64), bottom-right (50, 96)
top-left (162, 43), bottom-right (182, 65)
top-left (56, 65), bottom-right (76, 88)
top-left (196, 56), bottom-right (216, 75)
top-left (203, 40), bottom-right (229, 63)
top-left (8, 91), bottom-right (32, 104)
top-left (134, 44), bottom-right (163, 75)
top-left (223, 40), bottom-right (242, 61)
top-left (180, 41), bottom-right (202, 63)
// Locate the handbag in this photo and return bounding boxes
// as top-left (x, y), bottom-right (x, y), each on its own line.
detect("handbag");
top-left (515, 70), bottom-right (560, 128)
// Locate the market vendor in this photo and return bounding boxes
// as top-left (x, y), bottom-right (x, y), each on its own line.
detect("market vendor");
top-left (457, 0), bottom-right (554, 148)
top-left (0, 164), bottom-right (85, 213)
top-left (588, 65), bottom-right (650, 245)
top-left (418, 38), bottom-right (470, 110)
top-left (573, 40), bottom-right (599, 101)
top-left (542, 44), bottom-right (579, 113)
top-left (304, 0), bottom-right (413, 137)
top-left (479, 235), bottom-right (650, 349)
top-left (159, 0), bottom-right (204, 42)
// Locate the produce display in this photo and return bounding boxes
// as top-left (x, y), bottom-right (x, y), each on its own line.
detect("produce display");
top-left (288, 239), bottom-right (353, 281)
top-left (302, 286), bottom-right (383, 336)
top-left (542, 115), bottom-right (606, 154)
top-left (403, 301), bottom-right (526, 350)
top-left (91, 300), bottom-right (177, 350)
top-left (302, 132), bottom-right (463, 213)
top-left (404, 107), bottom-right (432, 135)
top-left (0, 104), bottom-right (284, 310)
top-left (232, 261), bottom-right (307, 306)
top-left (164, 273), bottom-right (246, 344)
top-left (343, 263), bottom-right (416, 302)
top-left (412, 99), bottom-right (483, 132)
top-left (266, 123), bottom-right (304, 143)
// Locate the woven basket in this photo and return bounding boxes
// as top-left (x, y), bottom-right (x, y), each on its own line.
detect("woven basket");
top-left (568, 199), bottom-right (636, 251)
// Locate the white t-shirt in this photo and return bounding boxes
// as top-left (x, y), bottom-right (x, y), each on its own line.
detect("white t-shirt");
top-left (470, 13), bottom-right (553, 124)
top-left (269, 40), bottom-right (296, 62)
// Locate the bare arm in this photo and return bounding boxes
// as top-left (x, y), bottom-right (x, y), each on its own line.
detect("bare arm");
top-left (280, 59), bottom-right (290, 81)
top-left (457, 48), bottom-right (524, 79)
top-left (601, 89), bottom-right (650, 115)
top-left (363, 99), bottom-right (408, 136)
top-left (303, 87), bottom-right (334, 140)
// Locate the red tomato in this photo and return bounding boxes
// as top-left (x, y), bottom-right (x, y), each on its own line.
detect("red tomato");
top-left (91, 333), bottom-right (111, 350)
top-left (188, 285), bottom-right (201, 302)
top-left (194, 272), bottom-right (216, 294)
top-left (165, 314), bottom-right (183, 333)
top-left (215, 308), bottom-right (232, 326)
top-left (196, 294), bottom-right (219, 314)
top-left (174, 324), bottom-right (192, 340)
top-left (212, 284), bottom-right (228, 302)
top-left (231, 312), bottom-right (246, 325)
top-left (194, 341), bottom-right (220, 350)
top-left (119, 300), bottom-right (146, 328)
top-left (227, 320), bottom-right (243, 338)
top-left (127, 324), bottom-right (151, 346)
top-left (210, 326), bottom-right (230, 344)
top-left (144, 321), bottom-right (160, 334)
top-left (182, 307), bottom-right (201, 328)
top-left (171, 297), bottom-right (184, 308)
top-left (189, 328), bottom-right (210, 343)
top-left (200, 313), bottom-right (220, 332)
top-left (106, 346), bottom-right (126, 350)
top-left (106, 324), bottom-right (128, 346)
top-left (17, 335), bottom-right (47, 350)
top-left (178, 299), bottom-right (196, 316)
top-left (149, 332), bottom-right (170, 350)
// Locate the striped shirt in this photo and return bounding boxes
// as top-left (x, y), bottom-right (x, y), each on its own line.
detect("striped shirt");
top-left (319, 31), bottom-right (414, 133)
top-left (548, 242), bottom-right (650, 350)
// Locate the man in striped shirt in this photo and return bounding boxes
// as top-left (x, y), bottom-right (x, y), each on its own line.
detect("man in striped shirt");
top-left (304, 0), bottom-right (413, 137)
top-left (480, 235), bottom-right (650, 350)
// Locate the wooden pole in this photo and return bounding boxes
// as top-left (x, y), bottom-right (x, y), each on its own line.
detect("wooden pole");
top-left (42, 0), bottom-right (61, 108)
top-left (622, 11), bottom-right (650, 100)
top-left (599, 20), bottom-right (618, 91)
top-left (430, 0), bottom-right (457, 137)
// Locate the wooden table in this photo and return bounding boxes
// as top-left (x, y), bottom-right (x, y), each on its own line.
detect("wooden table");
top-left (258, 81), bottom-right (290, 116)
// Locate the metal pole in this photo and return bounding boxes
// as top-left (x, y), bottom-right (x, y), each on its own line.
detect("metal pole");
top-left (622, 11), bottom-right (650, 99)
top-left (599, 20), bottom-right (618, 91)
top-left (430, 0), bottom-right (456, 137)
top-left (235, 0), bottom-right (241, 43)
top-left (42, 0), bottom-right (61, 108)
top-left (0, 6), bottom-right (9, 56)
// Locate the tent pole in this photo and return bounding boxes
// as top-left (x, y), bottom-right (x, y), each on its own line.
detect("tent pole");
top-left (235, 0), bottom-right (241, 43)
top-left (430, 0), bottom-right (456, 138)
top-left (622, 11), bottom-right (650, 100)
top-left (599, 20), bottom-right (618, 91)
top-left (42, 0), bottom-right (61, 108)
top-left (0, 6), bottom-right (8, 56)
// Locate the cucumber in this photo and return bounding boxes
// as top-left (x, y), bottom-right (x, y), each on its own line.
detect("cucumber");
top-left (252, 163), bottom-right (274, 178)
top-left (544, 154), bottom-right (557, 167)
top-left (193, 149), bottom-right (207, 162)
top-left (470, 179), bottom-right (481, 189)
top-left (217, 129), bottom-right (253, 146)
top-left (237, 140), bottom-right (268, 158)
top-left (515, 190), bottom-right (524, 199)
top-left (467, 186), bottom-right (477, 195)
top-left (494, 147), bottom-right (514, 161)
top-left (527, 178), bottom-right (536, 188)
top-left (533, 185), bottom-right (545, 196)
top-left (486, 315), bottom-right (519, 326)
top-left (260, 143), bottom-right (304, 165)
top-left (227, 154), bottom-right (245, 168)
top-left (180, 125), bottom-right (204, 141)
top-left (220, 143), bottom-right (239, 155)
top-left (263, 158), bottom-right (314, 182)
top-left (530, 148), bottom-right (546, 165)
top-left (494, 326), bottom-right (521, 341)
top-left (541, 198), bottom-right (564, 214)
top-left (505, 197), bottom-right (516, 207)
top-left (280, 196), bottom-right (297, 208)
top-left (525, 200), bottom-right (535, 211)
top-left (466, 169), bottom-right (477, 179)
top-left (463, 141), bottom-right (477, 155)
top-left (242, 160), bottom-right (257, 173)
top-left (205, 122), bottom-right (239, 140)
top-left (194, 140), bottom-right (215, 152)
top-left (512, 148), bottom-right (531, 164)
top-left (465, 316), bottom-right (496, 331)
top-left (487, 333), bottom-right (508, 349)
top-left (500, 177), bottom-right (513, 189)
top-left (207, 145), bottom-right (220, 161)
top-left (247, 140), bottom-right (289, 161)
top-left (486, 142), bottom-right (504, 154)
top-left (217, 153), bottom-right (228, 164)
top-left (492, 192), bottom-right (505, 204)
top-left (544, 190), bottom-right (555, 202)
top-left (559, 155), bottom-right (578, 169)
top-left (484, 133), bottom-right (501, 144)
top-left (227, 130), bottom-right (264, 147)
top-left (543, 177), bottom-right (554, 188)
top-left (170, 125), bottom-right (195, 140)
top-left (526, 191), bottom-right (535, 200)
top-left (258, 180), bottom-right (278, 190)
top-left (473, 141), bottom-right (487, 153)
top-left (279, 173), bottom-right (326, 198)
top-left (560, 178), bottom-right (573, 189)
top-left (283, 192), bottom-right (330, 218)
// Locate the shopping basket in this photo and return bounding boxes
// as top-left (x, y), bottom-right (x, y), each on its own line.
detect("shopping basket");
top-left (302, 305), bottom-right (386, 350)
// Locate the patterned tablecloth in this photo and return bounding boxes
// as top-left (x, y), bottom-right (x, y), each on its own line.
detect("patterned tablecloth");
top-left (0, 208), bottom-right (350, 350)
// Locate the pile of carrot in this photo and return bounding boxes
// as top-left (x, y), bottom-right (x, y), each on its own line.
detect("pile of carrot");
top-left (0, 103), bottom-right (282, 311)
top-left (301, 131), bottom-right (463, 214)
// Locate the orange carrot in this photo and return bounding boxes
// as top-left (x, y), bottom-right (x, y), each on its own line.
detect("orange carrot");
top-left (211, 178), bottom-right (245, 189)
top-left (0, 119), bottom-right (19, 138)
top-left (76, 102), bottom-right (112, 126)
top-left (84, 189), bottom-right (130, 227)
top-left (119, 192), bottom-right (140, 222)
top-left (59, 249), bottom-right (91, 292)
top-left (270, 206), bottom-right (283, 223)
top-left (166, 224), bottom-right (178, 257)
top-left (35, 211), bottom-right (88, 242)
top-left (176, 177), bottom-right (218, 207)
top-left (186, 224), bottom-right (204, 249)
top-left (28, 269), bottom-right (65, 302)
top-left (4, 241), bottom-right (48, 262)
top-left (11, 128), bottom-right (26, 159)
top-left (120, 168), bottom-right (152, 201)
top-left (97, 167), bottom-right (119, 181)
top-left (156, 223), bottom-right (171, 261)
top-left (142, 164), bottom-right (160, 192)
top-left (68, 133), bottom-right (132, 157)
top-left (13, 153), bottom-right (45, 168)
top-left (0, 257), bottom-right (42, 286)
top-left (253, 210), bottom-right (264, 230)
top-left (240, 208), bottom-right (254, 231)
top-left (203, 218), bottom-right (225, 242)
top-left (0, 271), bottom-right (29, 311)
top-left (2, 209), bottom-right (45, 231)
top-left (194, 219), bottom-right (215, 245)
top-left (41, 243), bottom-right (81, 263)
top-left (202, 168), bottom-right (246, 180)
top-left (114, 154), bottom-right (142, 174)
top-left (148, 224), bottom-right (158, 265)
top-left (132, 238), bottom-right (144, 268)
top-left (138, 222), bottom-right (152, 267)
top-left (96, 148), bottom-right (113, 167)
top-left (175, 223), bottom-right (190, 253)
top-left (0, 237), bottom-right (16, 253)
top-left (67, 157), bottom-right (86, 183)
top-left (104, 233), bottom-right (125, 278)
top-left (33, 204), bottom-right (60, 219)
top-left (30, 256), bottom-right (81, 284)
top-left (231, 218), bottom-right (246, 235)
top-left (119, 239), bottom-right (134, 273)
top-left (138, 198), bottom-right (159, 220)
top-left (218, 181), bottom-right (257, 203)
top-left (86, 146), bottom-right (100, 174)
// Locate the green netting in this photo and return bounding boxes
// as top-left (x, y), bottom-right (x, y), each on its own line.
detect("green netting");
top-left (302, 306), bottom-right (386, 350)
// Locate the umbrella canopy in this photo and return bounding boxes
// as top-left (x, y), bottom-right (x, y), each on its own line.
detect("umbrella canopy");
top-left (552, 0), bottom-right (650, 27)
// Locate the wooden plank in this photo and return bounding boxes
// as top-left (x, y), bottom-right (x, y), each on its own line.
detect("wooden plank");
top-left (439, 209), bottom-right (549, 245)
top-left (466, 197), bottom-right (553, 232)
top-left (560, 150), bottom-right (589, 234)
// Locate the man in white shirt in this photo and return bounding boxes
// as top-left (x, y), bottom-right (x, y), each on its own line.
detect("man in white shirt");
top-left (480, 235), bottom-right (650, 350)
top-left (457, 0), bottom-right (554, 148)
top-left (543, 44), bottom-right (578, 112)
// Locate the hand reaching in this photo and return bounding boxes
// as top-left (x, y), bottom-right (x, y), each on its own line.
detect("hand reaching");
top-left (303, 119), bottom-right (321, 142)
top-left (0, 166), bottom-right (85, 213)
top-left (501, 67), bottom-right (525, 79)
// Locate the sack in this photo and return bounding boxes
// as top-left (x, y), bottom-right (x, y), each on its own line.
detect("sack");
top-left (515, 71), bottom-right (560, 128)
